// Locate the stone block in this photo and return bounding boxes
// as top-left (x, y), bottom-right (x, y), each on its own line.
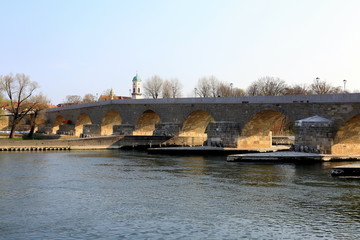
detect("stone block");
top-left (206, 122), bottom-right (241, 148)
top-left (237, 135), bottom-right (272, 149)
top-left (113, 124), bottom-right (135, 135)
top-left (57, 124), bottom-right (75, 135)
top-left (332, 144), bottom-right (360, 155)
top-left (82, 124), bottom-right (101, 137)
top-left (153, 122), bottom-right (180, 136)
top-left (294, 115), bottom-right (335, 154)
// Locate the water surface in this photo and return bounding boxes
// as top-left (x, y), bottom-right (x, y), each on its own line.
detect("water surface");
top-left (0, 150), bottom-right (359, 239)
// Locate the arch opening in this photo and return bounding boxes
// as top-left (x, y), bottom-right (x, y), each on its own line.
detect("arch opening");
top-left (52, 115), bottom-right (65, 134)
top-left (332, 114), bottom-right (360, 155)
top-left (101, 110), bottom-right (122, 135)
top-left (180, 110), bottom-right (215, 137)
top-left (75, 113), bottom-right (92, 136)
top-left (133, 110), bottom-right (160, 136)
top-left (238, 110), bottom-right (292, 149)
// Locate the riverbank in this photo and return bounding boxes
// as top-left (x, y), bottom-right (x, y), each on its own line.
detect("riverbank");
top-left (0, 135), bottom-right (124, 150)
top-left (0, 136), bottom-right (291, 152)
top-left (1, 136), bottom-right (360, 163)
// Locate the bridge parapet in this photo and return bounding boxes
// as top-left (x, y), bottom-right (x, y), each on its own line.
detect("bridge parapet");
top-left (47, 93), bottom-right (360, 113)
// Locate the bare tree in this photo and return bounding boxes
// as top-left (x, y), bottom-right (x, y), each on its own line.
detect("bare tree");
top-left (143, 75), bottom-right (163, 99)
top-left (170, 78), bottom-right (182, 98)
top-left (246, 82), bottom-right (260, 96)
top-left (196, 77), bottom-right (212, 97)
top-left (209, 76), bottom-right (219, 97)
top-left (162, 78), bottom-right (183, 98)
top-left (27, 93), bottom-right (50, 138)
top-left (259, 76), bottom-right (287, 96)
top-left (64, 95), bottom-right (82, 104)
top-left (83, 93), bottom-right (97, 103)
top-left (0, 73), bottom-right (39, 138)
top-left (284, 84), bottom-right (310, 95)
top-left (233, 88), bottom-right (246, 97)
top-left (216, 82), bottom-right (245, 97)
top-left (217, 82), bottom-right (232, 97)
top-left (246, 76), bottom-right (287, 96)
top-left (310, 78), bottom-right (342, 94)
top-left (162, 80), bottom-right (172, 98)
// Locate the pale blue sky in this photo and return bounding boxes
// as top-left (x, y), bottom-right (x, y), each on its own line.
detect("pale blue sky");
top-left (1, 0), bottom-right (359, 104)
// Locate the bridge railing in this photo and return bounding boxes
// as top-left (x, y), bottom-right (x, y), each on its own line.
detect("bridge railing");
top-left (47, 93), bottom-right (360, 112)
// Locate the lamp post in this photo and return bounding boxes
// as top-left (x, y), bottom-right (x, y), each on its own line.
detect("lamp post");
top-left (343, 79), bottom-right (347, 93)
top-left (172, 87), bottom-right (175, 98)
top-left (230, 83), bottom-right (233, 96)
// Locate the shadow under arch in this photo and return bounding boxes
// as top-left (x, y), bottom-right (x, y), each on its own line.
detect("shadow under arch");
top-left (101, 110), bottom-right (122, 135)
top-left (180, 110), bottom-right (215, 137)
top-left (52, 115), bottom-right (65, 134)
top-left (239, 109), bottom-right (292, 149)
top-left (332, 114), bottom-right (360, 155)
top-left (75, 113), bottom-right (92, 136)
top-left (133, 110), bottom-right (160, 136)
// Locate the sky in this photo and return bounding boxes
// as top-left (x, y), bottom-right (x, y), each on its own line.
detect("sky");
top-left (1, 0), bottom-right (360, 104)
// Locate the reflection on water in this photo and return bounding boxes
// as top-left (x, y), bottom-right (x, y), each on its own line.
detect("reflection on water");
top-left (0, 150), bottom-right (360, 239)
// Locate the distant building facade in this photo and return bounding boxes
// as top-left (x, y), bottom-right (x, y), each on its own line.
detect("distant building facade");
top-left (98, 95), bottom-right (132, 101)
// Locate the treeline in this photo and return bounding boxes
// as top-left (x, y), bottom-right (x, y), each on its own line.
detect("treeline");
top-left (246, 76), bottom-right (344, 96)
top-left (62, 89), bottom-right (116, 105)
top-left (143, 75), bottom-right (348, 99)
top-left (62, 75), bottom-right (352, 103)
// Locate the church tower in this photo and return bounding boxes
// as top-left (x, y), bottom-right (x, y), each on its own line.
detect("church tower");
top-left (131, 73), bottom-right (142, 99)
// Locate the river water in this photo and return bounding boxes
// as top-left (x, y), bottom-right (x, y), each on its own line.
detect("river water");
top-left (0, 150), bottom-right (359, 239)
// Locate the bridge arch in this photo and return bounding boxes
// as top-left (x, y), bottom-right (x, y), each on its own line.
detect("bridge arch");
top-left (101, 110), bottom-right (122, 135)
top-left (52, 115), bottom-right (65, 134)
top-left (35, 113), bottom-right (47, 132)
top-left (75, 113), bottom-right (92, 136)
top-left (238, 109), bottom-right (292, 148)
top-left (180, 110), bottom-right (215, 137)
top-left (133, 110), bottom-right (160, 136)
top-left (332, 114), bottom-right (360, 155)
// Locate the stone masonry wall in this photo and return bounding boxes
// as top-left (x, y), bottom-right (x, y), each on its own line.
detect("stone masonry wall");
top-left (153, 122), bottom-right (180, 136)
top-left (237, 134), bottom-right (272, 149)
top-left (113, 124), bottom-right (135, 135)
top-left (206, 122), bottom-right (241, 147)
top-left (57, 124), bottom-right (75, 135)
top-left (82, 124), bottom-right (101, 137)
top-left (294, 123), bottom-right (334, 154)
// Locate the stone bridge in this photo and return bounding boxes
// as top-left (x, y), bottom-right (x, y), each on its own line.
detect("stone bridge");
top-left (45, 93), bottom-right (360, 154)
